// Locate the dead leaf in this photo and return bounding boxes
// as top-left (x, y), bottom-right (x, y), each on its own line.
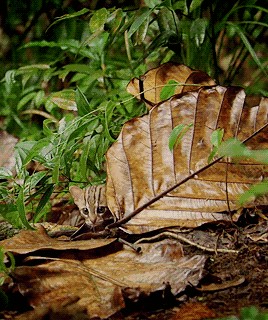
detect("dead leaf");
top-left (107, 66), bottom-right (268, 232)
top-left (171, 302), bottom-right (216, 320)
top-left (127, 63), bottom-right (216, 108)
top-left (11, 239), bottom-right (206, 319)
top-left (196, 276), bottom-right (245, 292)
top-left (14, 260), bottom-right (125, 319)
top-left (0, 226), bottom-right (116, 255)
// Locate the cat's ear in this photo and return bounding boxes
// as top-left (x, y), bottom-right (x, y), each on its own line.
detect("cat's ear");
top-left (69, 186), bottom-right (85, 206)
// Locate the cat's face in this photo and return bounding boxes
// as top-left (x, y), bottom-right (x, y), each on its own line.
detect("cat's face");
top-left (69, 185), bottom-right (107, 225)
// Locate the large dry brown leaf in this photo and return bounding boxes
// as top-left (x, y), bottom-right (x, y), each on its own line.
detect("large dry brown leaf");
top-left (11, 237), bottom-right (205, 319)
top-left (0, 226), bottom-right (116, 254)
top-left (127, 63), bottom-right (216, 108)
top-left (106, 66), bottom-right (268, 232)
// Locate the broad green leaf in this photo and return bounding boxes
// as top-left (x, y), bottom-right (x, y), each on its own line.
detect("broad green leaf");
top-left (16, 187), bottom-right (34, 229)
top-left (49, 90), bottom-right (77, 111)
top-left (80, 138), bottom-right (92, 180)
top-left (24, 171), bottom-right (48, 192)
top-left (0, 204), bottom-right (21, 228)
top-left (145, 0), bottom-right (162, 8)
top-left (208, 129), bottom-right (224, 163)
top-left (218, 138), bottom-right (268, 164)
top-left (48, 8), bottom-right (89, 30)
top-left (169, 124), bottom-right (193, 150)
top-left (17, 92), bottom-right (36, 111)
top-left (173, 1), bottom-right (186, 11)
top-left (211, 128), bottom-right (224, 148)
top-left (62, 64), bottom-right (93, 74)
top-left (128, 7), bottom-right (153, 38)
top-left (51, 155), bottom-right (60, 183)
top-left (189, 0), bottom-right (206, 12)
top-left (15, 141), bottom-right (37, 172)
top-left (0, 168), bottom-right (13, 179)
top-left (68, 118), bottom-right (99, 143)
top-left (106, 8), bottom-right (124, 36)
top-left (89, 8), bottom-right (108, 32)
top-left (75, 87), bottom-right (90, 116)
top-left (35, 184), bottom-right (54, 217)
top-left (23, 139), bottom-right (51, 165)
top-left (135, 14), bottom-right (150, 45)
top-left (239, 180), bottom-right (268, 205)
top-left (34, 90), bottom-right (46, 108)
top-left (190, 18), bottom-right (208, 47)
top-left (4, 70), bottom-right (16, 94)
top-left (160, 80), bottom-right (179, 100)
top-left (157, 7), bottom-right (180, 36)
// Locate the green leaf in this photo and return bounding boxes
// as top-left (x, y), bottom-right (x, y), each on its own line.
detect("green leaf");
top-left (0, 204), bottom-right (21, 228)
top-left (104, 101), bottom-right (117, 143)
top-left (211, 128), bottom-right (224, 148)
top-left (34, 90), bottom-right (46, 108)
top-left (35, 184), bottom-right (54, 217)
top-left (190, 18), bottom-right (208, 47)
top-left (157, 7), bottom-right (179, 35)
top-left (16, 187), bottom-right (34, 229)
top-left (128, 8), bottom-right (153, 38)
top-left (0, 168), bottom-right (13, 179)
top-left (17, 92), bottom-right (36, 111)
top-left (89, 8), bottom-right (109, 32)
top-left (189, 0), bottom-right (206, 12)
top-left (51, 156), bottom-right (60, 184)
top-left (145, 0), bottom-right (162, 8)
top-left (48, 8), bottom-right (89, 30)
top-left (23, 139), bottom-right (51, 165)
top-left (106, 8), bottom-right (124, 36)
top-left (218, 138), bottom-right (268, 164)
top-left (17, 64), bottom-right (50, 72)
top-left (15, 141), bottom-right (37, 173)
top-left (43, 119), bottom-right (57, 137)
top-left (169, 124), bottom-right (193, 150)
top-left (49, 90), bottom-right (77, 111)
top-left (239, 180), bottom-right (268, 206)
top-left (227, 22), bottom-right (268, 76)
top-left (208, 128), bottom-right (224, 163)
top-left (24, 171), bottom-right (48, 192)
top-left (160, 80), bottom-right (179, 100)
top-left (135, 13), bottom-right (150, 45)
top-left (75, 87), bottom-right (90, 116)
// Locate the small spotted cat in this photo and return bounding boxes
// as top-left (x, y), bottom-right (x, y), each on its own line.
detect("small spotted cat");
top-left (69, 185), bottom-right (109, 226)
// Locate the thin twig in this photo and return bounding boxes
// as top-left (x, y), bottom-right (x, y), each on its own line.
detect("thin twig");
top-left (134, 231), bottom-right (239, 254)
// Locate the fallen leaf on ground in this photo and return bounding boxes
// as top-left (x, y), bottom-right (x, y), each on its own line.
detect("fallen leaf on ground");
top-left (8, 238), bottom-right (205, 319)
top-left (107, 65), bottom-right (268, 232)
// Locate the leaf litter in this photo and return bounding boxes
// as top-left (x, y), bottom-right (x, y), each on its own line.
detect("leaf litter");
top-left (0, 63), bottom-right (267, 319)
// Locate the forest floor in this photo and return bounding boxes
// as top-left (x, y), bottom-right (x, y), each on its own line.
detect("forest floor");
top-left (112, 214), bottom-right (268, 320)
top-left (0, 210), bottom-right (267, 320)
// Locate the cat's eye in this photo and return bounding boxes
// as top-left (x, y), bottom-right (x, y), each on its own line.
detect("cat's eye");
top-left (82, 208), bottom-right (89, 215)
top-left (97, 206), bottom-right (106, 214)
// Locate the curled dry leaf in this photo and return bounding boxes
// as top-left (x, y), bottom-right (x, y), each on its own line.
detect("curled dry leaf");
top-left (106, 64), bottom-right (268, 232)
top-left (127, 63), bottom-right (216, 108)
top-left (0, 226), bottom-right (116, 254)
top-left (12, 239), bottom-right (205, 319)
